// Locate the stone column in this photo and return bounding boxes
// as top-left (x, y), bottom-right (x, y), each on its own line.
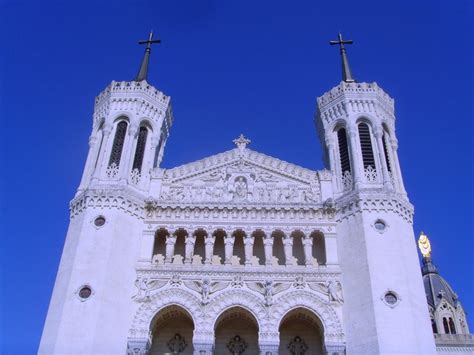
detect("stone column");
top-left (259, 331), bottom-right (279, 355)
top-left (193, 330), bottom-right (214, 355)
top-left (303, 235), bottom-right (314, 266)
top-left (263, 234), bottom-right (273, 266)
top-left (326, 137), bottom-right (340, 192)
top-left (374, 128), bottom-right (393, 189)
top-left (244, 234), bottom-right (254, 265)
top-left (204, 234), bottom-right (215, 265)
top-left (127, 338), bottom-right (150, 355)
top-left (347, 125), bottom-right (363, 188)
top-left (283, 235), bottom-right (294, 266)
top-left (224, 234), bottom-right (234, 265)
top-left (120, 124), bottom-right (138, 184)
top-left (94, 124), bottom-right (112, 181)
top-left (165, 234), bottom-right (177, 264)
top-left (390, 137), bottom-right (407, 194)
top-left (78, 134), bottom-right (98, 190)
top-left (184, 232), bottom-right (196, 265)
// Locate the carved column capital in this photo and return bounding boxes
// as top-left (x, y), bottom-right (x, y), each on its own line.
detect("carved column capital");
top-left (102, 124), bottom-right (113, 136)
top-left (128, 124), bottom-right (138, 137)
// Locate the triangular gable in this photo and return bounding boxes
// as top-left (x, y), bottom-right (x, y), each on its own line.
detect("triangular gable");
top-left (154, 147), bottom-right (327, 205)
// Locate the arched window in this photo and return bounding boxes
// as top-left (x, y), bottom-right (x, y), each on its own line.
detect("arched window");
top-left (132, 126), bottom-right (148, 172)
top-left (449, 318), bottom-right (456, 334)
top-left (443, 317), bottom-right (450, 334)
top-left (108, 120), bottom-right (128, 167)
top-left (358, 122), bottom-right (376, 169)
top-left (153, 229), bottom-right (167, 258)
top-left (382, 131), bottom-right (392, 173)
top-left (431, 317), bottom-right (438, 334)
top-left (312, 232), bottom-right (327, 265)
top-left (337, 128), bottom-right (351, 173)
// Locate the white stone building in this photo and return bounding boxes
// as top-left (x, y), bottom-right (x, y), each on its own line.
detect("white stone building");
top-left (39, 33), bottom-right (472, 355)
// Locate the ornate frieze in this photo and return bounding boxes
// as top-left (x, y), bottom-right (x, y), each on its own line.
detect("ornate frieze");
top-left (336, 191), bottom-right (414, 223)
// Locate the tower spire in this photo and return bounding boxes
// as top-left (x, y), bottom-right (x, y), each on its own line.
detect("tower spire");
top-left (330, 33), bottom-right (355, 83)
top-left (135, 31), bottom-right (161, 82)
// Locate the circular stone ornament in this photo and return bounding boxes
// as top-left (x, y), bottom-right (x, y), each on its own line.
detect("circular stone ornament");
top-left (381, 290), bottom-right (401, 308)
top-left (93, 216), bottom-right (106, 228)
top-left (372, 219), bottom-right (389, 234)
top-left (76, 285), bottom-right (94, 301)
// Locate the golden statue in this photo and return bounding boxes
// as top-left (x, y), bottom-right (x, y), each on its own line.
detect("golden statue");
top-left (418, 231), bottom-right (432, 258)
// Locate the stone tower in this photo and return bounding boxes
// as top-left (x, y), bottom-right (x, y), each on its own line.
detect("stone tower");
top-left (315, 34), bottom-right (436, 354)
top-left (39, 33), bottom-right (174, 354)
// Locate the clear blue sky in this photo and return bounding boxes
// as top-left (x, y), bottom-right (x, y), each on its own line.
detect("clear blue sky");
top-left (1, 0), bottom-right (472, 353)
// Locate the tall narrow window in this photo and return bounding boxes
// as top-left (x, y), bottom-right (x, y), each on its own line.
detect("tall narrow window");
top-left (108, 121), bottom-right (128, 167)
top-left (358, 123), bottom-right (376, 169)
top-left (431, 318), bottom-right (438, 334)
top-left (449, 318), bottom-right (456, 334)
top-left (337, 128), bottom-right (351, 173)
top-left (443, 317), bottom-right (450, 334)
top-left (132, 126), bottom-right (148, 172)
top-left (382, 132), bottom-right (392, 173)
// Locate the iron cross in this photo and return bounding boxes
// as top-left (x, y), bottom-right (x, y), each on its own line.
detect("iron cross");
top-left (329, 32), bottom-right (353, 51)
top-left (329, 32), bottom-right (355, 82)
top-left (139, 31), bottom-right (161, 50)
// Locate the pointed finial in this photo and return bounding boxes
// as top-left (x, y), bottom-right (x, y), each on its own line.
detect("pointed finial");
top-left (233, 134), bottom-right (251, 151)
top-left (135, 31), bottom-right (161, 82)
top-left (329, 33), bottom-right (355, 83)
top-left (418, 231), bottom-right (432, 259)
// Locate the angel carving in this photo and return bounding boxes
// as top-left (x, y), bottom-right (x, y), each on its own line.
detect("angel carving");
top-left (132, 278), bottom-right (166, 302)
top-left (327, 280), bottom-right (344, 303)
top-left (184, 278), bottom-right (228, 305)
top-left (247, 280), bottom-right (291, 306)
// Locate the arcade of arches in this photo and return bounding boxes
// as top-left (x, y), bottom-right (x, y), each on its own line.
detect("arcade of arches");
top-left (149, 305), bottom-right (325, 355)
top-left (152, 228), bottom-right (327, 267)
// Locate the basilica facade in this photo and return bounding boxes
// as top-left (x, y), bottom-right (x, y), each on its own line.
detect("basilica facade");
top-left (39, 34), bottom-right (472, 355)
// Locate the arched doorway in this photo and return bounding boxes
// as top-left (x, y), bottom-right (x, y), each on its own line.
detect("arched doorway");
top-left (214, 307), bottom-right (259, 354)
top-left (279, 307), bottom-right (324, 354)
top-left (149, 305), bottom-right (194, 355)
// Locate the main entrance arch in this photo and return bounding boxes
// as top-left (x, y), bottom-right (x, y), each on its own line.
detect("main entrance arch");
top-left (149, 305), bottom-right (194, 355)
top-left (278, 307), bottom-right (324, 354)
top-left (214, 306), bottom-right (259, 354)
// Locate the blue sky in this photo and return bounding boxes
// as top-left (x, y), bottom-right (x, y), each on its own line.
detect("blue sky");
top-left (1, 0), bottom-right (472, 353)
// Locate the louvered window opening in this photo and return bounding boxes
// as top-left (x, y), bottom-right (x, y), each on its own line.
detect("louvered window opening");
top-left (109, 121), bottom-right (128, 167)
top-left (358, 123), bottom-right (376, 169)
top-left (337, 128), bottom-right (351, 173)
top-left (443, 318), bottom-right (450, 334)
top-left (132, 126), bottom-right (148, 172)
top-left (382, 132), bottom-right (392, 172)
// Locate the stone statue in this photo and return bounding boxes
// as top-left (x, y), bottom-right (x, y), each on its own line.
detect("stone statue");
top-left (327, 280), bottom-right (344, 303)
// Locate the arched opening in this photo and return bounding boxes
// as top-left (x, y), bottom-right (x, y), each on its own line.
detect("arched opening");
top-left (153, 229), bottom-right (168, 260)
top-left (291, 231), bottom-right (305, 266)
top-left (272, 231), bottom-right (286, 266)
top-left (132, 125), bottom-right (149, 173)
top-left (232, 230), bottom-right (245, 265)
top-left (150, 305), bottom-right (194, 354)
top-left (174, 229), bottom-right (186, 263)
top-left (312, 232), bottom-right (327, 265)
top-left (443, 317), bottom-right (450, 334)
top-left (279, 307), bottom-right (325, 355)
top-left (193, 230), bottom-right (206, 264)
top-left (108, 119), bottom-right (128, 167)
top-left (449, 318), bottom-right (456, 334)
top-left (336, 127), bottom-right (351, 174)
top-left (252, 230), bottom-right (265, 265)
top-left (213, 230), bottom-right (226, 265)
top-left (358, 122), bottom-right (376, 170)
top-left (214, 307), bottom-right (259, 354)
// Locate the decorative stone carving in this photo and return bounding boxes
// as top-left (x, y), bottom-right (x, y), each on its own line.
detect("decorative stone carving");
top-left (106, 162), bottom-right (119, 179)
top-left (227, 335), bottom-right (247, 355)
top-left (167, 333), bottom-right (187, 354)
top-left (132, 278), bottom-right (166, 302)
top-left (327, 280), bottom-right (344, 304)
top-left (288, 336), bottom-right (308, 355)
top-left (129, 168), bottom-right (141, 185)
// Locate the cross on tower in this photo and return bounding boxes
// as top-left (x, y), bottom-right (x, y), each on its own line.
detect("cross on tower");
top-left (135, 31), bottom-right (161, 82)
top-left (329, 33), bottom-right (355, 83)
